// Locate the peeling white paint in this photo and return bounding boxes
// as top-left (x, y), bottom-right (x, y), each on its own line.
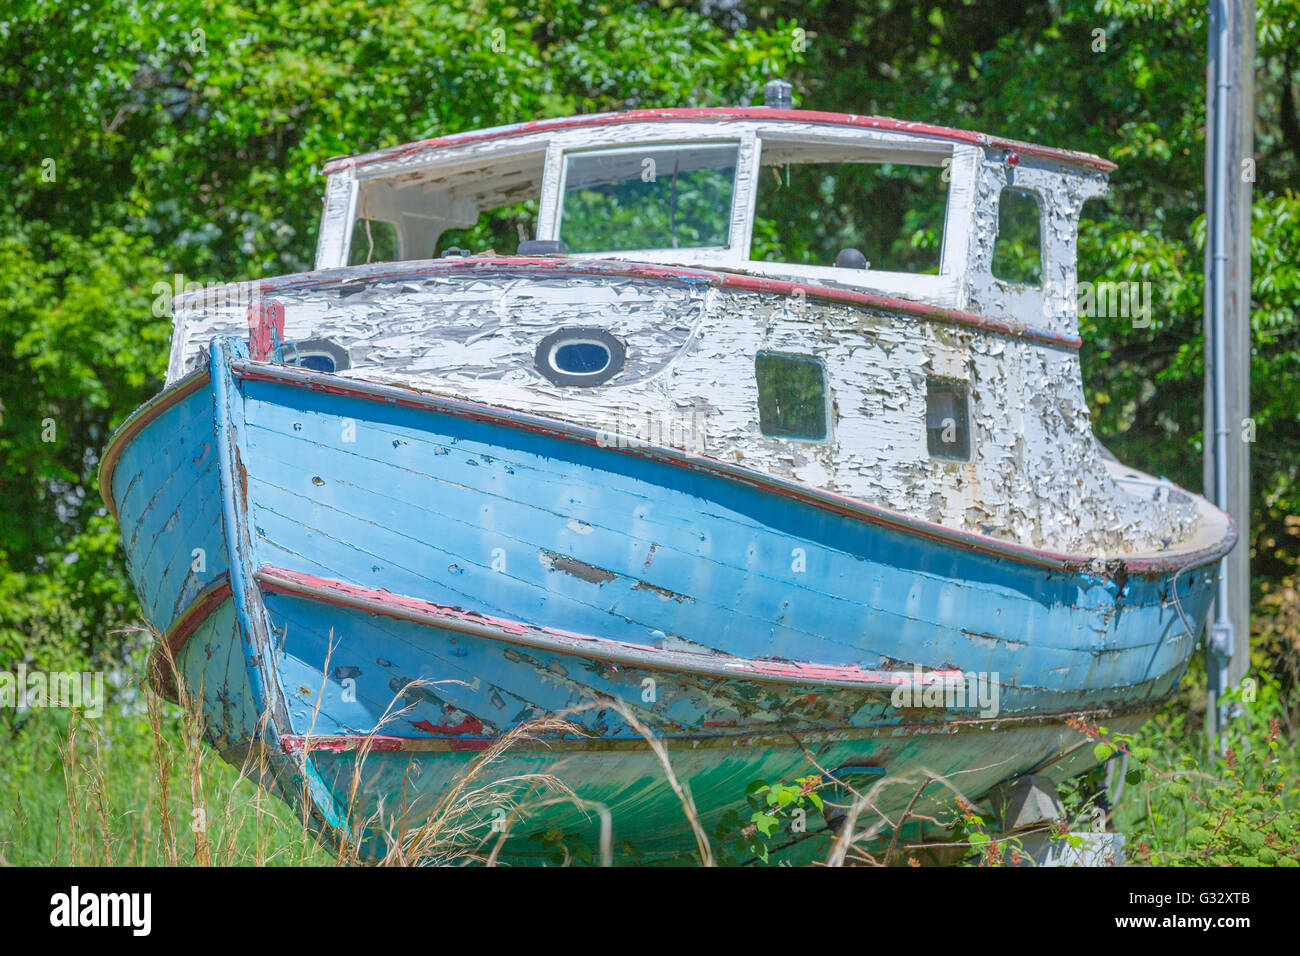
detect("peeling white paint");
top-left (171, 268), bottom-right (1195, 557)
top-left (164, 113), bottom-right (1198, 561)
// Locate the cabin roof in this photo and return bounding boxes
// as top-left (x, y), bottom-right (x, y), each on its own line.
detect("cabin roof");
top-left (322, 107), bottom-right (1116, 176)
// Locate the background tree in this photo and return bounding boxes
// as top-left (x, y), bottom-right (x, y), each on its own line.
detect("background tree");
top-left (1, 0), bottom-right (1296, 723)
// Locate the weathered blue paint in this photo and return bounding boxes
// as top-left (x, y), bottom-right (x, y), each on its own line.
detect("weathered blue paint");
top-left (234, 372), bottom-right (1211, 709)
top-left (101, 335), bottom-right (1226, 860)
top-left (110, 380), bottom-right (227, 633)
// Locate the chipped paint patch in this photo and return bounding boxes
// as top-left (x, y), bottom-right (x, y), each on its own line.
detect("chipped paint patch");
top-left (539, 549), bottom-right (617, 584)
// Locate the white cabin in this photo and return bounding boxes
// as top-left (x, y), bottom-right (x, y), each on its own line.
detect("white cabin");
top-left (311, 103), bottom-right (1111, 341)
top-left (166, 101), bottom-right (1211, 560)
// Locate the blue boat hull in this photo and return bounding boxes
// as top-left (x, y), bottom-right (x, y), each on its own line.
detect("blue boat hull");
top-left (102, 338), bottom-right (1225, 861)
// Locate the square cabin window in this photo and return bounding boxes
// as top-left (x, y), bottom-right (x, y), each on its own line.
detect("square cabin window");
top-left (991, 187), bottom-right (1042, 285)
top-left (756, 352), bottom-right (828, 441)
top-left (926, 378), bottom-right (971, 461)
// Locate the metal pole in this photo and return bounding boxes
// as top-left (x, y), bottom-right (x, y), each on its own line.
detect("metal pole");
top-left (1205, 0), bottom-right (1232, 745)
top-left (1204, 0), bottom-right (1254, 748)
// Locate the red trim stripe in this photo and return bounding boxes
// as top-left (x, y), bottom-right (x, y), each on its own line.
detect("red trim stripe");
top-left (143, 573), bottom-right (234, 699)
top-left (278, 702), bottom-right (1143, 756)
top-left (161, 573), bottom-right (233, 657)
top-left (323, 108), bottom-right (1115, 175)
top-left (255, 565), bottom-right (955, 691)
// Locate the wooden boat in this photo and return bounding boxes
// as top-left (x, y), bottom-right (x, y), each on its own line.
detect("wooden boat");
top-left (101, 91), bottom-right (1234, 862)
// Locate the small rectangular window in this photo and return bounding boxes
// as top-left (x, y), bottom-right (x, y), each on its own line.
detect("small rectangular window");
top-left (756, 352), bottom-right (828, 441)
top-left (926, 378), bottom-right (971, 461)
top-left (991, 187), bottom-right (1042, 286)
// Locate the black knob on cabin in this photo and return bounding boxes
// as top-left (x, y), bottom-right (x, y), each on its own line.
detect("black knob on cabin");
top-left (517, 240), bottom-right (567, 256)
top-left (836, 248), bottom-right (869, 270)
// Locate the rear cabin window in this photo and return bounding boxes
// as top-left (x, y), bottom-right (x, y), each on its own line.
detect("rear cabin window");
top-left (751, 144), bottom-right (947, 273)
top-left (992, 188), bottom-right (1043, 285)
top-left (434, 199), bottom-right (538, 258)
top-left (756, 352), bottom-right (828, 441)
top-left (558, 143), bottom-right (739, 253)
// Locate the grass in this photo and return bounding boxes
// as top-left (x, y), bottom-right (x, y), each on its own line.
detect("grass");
top-left (0, 700), bottom-right (330, 865)
top-left (3, 657), bottom-right (1298, 866)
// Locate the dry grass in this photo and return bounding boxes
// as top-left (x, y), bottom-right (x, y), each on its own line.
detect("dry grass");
top-left (6, 624), bottom-right (1032, 867)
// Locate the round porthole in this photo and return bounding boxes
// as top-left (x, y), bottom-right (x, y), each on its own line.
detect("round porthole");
top-left (297, 353), bottom-right (337, 373)
top-left (534, 327), bottom-right (626, 386)
top-left (284, 338), bottom-right (351, 373)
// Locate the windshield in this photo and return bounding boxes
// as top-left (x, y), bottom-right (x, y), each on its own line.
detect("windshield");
top-left (558, 143), bottom-right (739, 253)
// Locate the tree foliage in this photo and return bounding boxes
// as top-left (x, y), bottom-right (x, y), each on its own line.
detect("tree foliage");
top-left (0, 0), bottom-right (800, 659)
top-left (1, 0), bottom-right (1297, 689)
